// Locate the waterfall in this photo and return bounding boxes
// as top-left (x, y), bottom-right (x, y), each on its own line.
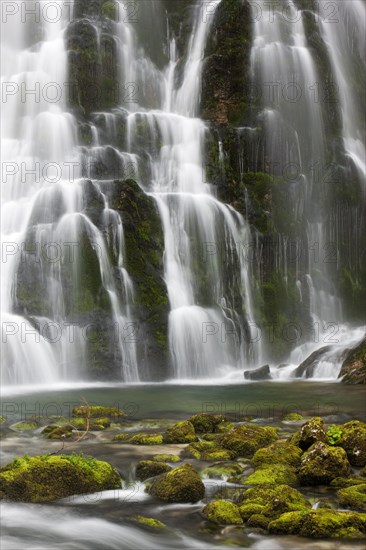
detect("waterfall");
top-left (1, 0), bottom-right (139, 385)
top-left (250, 0), bottom-right (365, 378)
top-left (1, 0), bottom-right (364, 386)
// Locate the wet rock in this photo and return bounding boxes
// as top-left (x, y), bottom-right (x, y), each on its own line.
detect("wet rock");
top-left (338, 336), bottom-right (366, 384)
top-left (244, 365), bottom-right (271, 380)
top-left (252, 440), bottom-right (303, 468)
top-left (238, 485), bottom-right (311, 523)
top-left (245, 464), bottom-right (298, 487)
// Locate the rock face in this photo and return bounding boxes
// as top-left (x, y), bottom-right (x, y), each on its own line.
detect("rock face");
top-left (0, 454), bottom-right (121, 502)
top-left (148, 464), bottom-right (205, 503)
top-left (244, 365), bottom-right (271, 380)
top-left (339, 336), bottom-right (366, 384)
top-left (299, 442), bottom-right (351, 485)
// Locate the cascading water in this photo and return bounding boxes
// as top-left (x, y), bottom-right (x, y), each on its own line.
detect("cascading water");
top-left (127, 0), bottom-right (262, 377)
top-left (250, 0), bottom-right (365, 378)
top-left (1, 0), bottom-right (139, 385)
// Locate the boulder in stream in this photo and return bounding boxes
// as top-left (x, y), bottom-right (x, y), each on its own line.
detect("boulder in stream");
top-left (244, 364), bottom-right (271, 380)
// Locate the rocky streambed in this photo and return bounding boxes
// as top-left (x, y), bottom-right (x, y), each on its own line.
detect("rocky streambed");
top-left (1, 403), bottom-right (366, 549)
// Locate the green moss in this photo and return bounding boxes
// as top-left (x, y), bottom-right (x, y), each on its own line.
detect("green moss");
top-left (297, 417), bottom-right (328, 451)
top-left (202, 500), bottom-right (243, 525)
top-left (201, 462), bottom-right (243, 479)
top-left (203, 449), bottom-right (235, 461)
top-left (0, 453), bottom-right (121, 502)
top-left (338, 484), bottom-right (366, 512)
top-left (187, 413), bottom-right (226, 434)
top-left (299, 442), bottom-right (351, 485)
top-left (268, 509), bottom-right (366, 539)
top-left (135, 460), bottom-right (171, 481)
top-left (238, 484), bottom-right (310, 523)
top-left (163, 421), bottom-right (197, 444)
top-left (129, 433), bottom-right (163, 445)
top-left (282, 413), bottom-right (304, 422)
top-left (152, 454), bottom-right (181, 463)
top-left (42, 424), bottom-right (75, 439)
top-left (247, 514), bottom-right (270, 529)
top-left (338, 420), bottom-right (366, 466)
top-left (10, 421), bottom-right (38, 431)
top-left (245, 464), bottom-right (298, 487)
top-left (112, 433), bottom-right (131, 442)
top-left (252, 440), bottom-right (302, 468)
top-left (72, 406), bottom-right (124, 419)
top-left (331, 476), bottom-right (366, 488)
top-left (131, 515), bottom-right (166, 529)
top-left (220, 424), bottom-right (278, 458)
top-left (148, 464), bottom-right (205, 503)
top-left (0, 417), bottom-right (5, 424)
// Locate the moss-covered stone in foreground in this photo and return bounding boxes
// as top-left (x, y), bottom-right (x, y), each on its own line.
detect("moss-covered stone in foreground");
top-left (0, 454), bottom-right (121, 502)
top-left (268, 509), bottom-right (366, 539)
top-left (238, 485), bottom-right (310, 522)
top-left (297, 417), bottom-right (328, 451)
top-left (202, 500), bottom-right (243, 525)
top-left (148, 464), bottom-right (204, 503)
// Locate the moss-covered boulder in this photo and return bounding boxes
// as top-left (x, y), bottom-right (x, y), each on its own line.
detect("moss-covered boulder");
top-left (299, 442), bottom-right (351, 485)
top-left (42, 424), bottom-right (75, 439)
top-left (331, 476), bottom-right (366, 488)
top-left (252, 440), bottom-right (302, 468)
top-left (135, 460), bottom-right (171, 481)
top-left (163, 421), bottom-right (197, 444)
top-left (72, 405), bottom-right (124, 418)
top-left (10, 421), bottom-right (38, 431)
top-left (268, 509), bottom-right (366, 539)
top-left (187, 413), bottom-right (226, 433)
top-left (238, 485), bottom-right (310, 523)
top-left (0, 454), bottom-right (121, 502)
top-left (129, 433), bottom-right (163, 445)
top-left (282, 413), bottom-right (304, 422)
top-left (201, 462), bottom-right (243, 479)
top-left (202, 500), bottom-right (243, 525)
top-left (338, 420), bottom-right (366, 466)
top-left (339, 336), bottom-right (366, 384)
top-left (152, 454), bottom-right (181, 463)
top-left (220, 424), bottom-right (278, 457)
top-left (297, 417), bottom-right (328, 451)
top-left (245, 464), bottom-right (298, 487)
top-left (182, 440), bottom-right (217, 459)
top-left (148, 464), bottom-right (204, 503)
top-left (130, 515), bottom-right (166, 530)
top-left (338, 484), bottom-right (366, 512)
top-left (112, 433), bottom-right (131, 442)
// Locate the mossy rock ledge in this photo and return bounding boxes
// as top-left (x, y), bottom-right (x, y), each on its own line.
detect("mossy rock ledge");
top-left (0, 454), bottom-right (121, 502)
